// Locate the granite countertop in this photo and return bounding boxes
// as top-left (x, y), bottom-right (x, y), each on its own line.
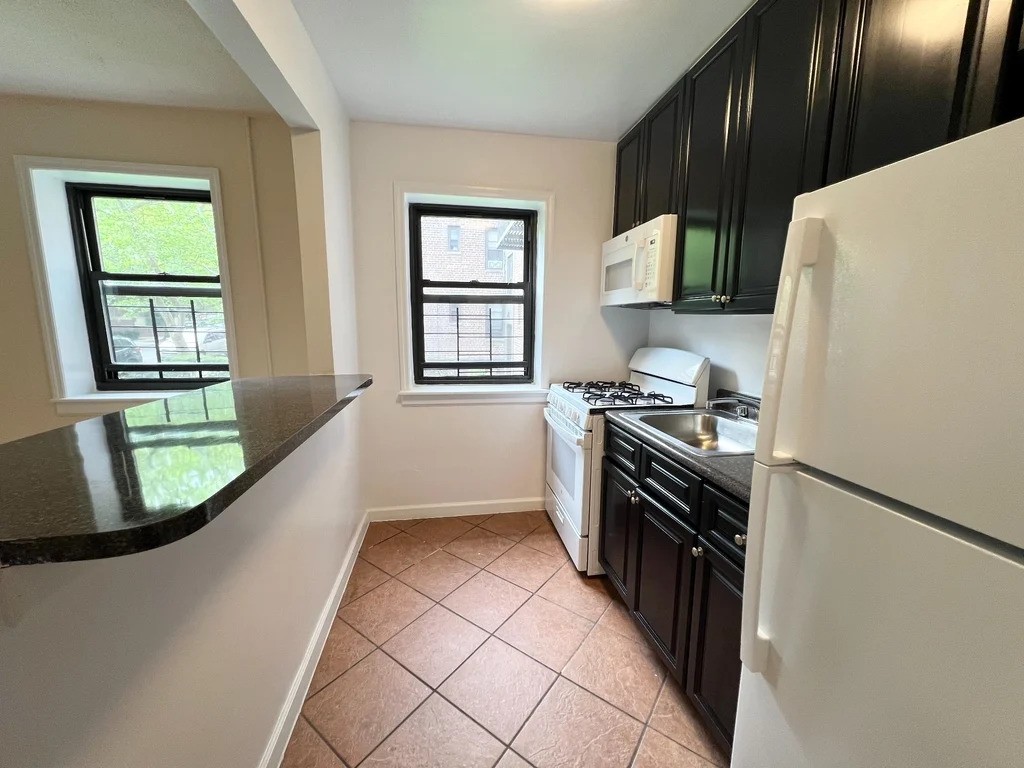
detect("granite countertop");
top-left (606, 409), bottom-right (754, 502)
top-left (0, 375), bottom-right (372, 566)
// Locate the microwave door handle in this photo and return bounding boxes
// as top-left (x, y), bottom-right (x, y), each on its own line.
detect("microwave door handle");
top-left (543, 408), bottom-right (585, 447)
top-left (632, 240), bottom-right (646, 290)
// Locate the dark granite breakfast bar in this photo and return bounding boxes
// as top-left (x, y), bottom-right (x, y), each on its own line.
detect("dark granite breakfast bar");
top-left (0, 374), bottom-right (371, 565)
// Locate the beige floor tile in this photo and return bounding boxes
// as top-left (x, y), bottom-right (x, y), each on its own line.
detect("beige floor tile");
top-left (444, 527), bottom-right (516, 567)
top-left (338, 580), bottom-right (433, 644)
top-left (512, 677), bottom-right (643, 768)
top-left (537, 562), bottom-right (614, 621)
top-left (362, 694), bottom-right (504, 768)
top-left (486, 544), bottom-right (563, 591)
top-left (280, 717), bottom-right (344, 768)
top-left (406, 516), bottom-right (475, 546)
top-left (396, 549), bottom-right (480, 600)
top-left (648, 679), bottom-right (728, 766)
top-left (363, 521), bottom-right (402, 549)
top-left (303, 650), bottom-right (429, 766)
top-left (389, 518), bottom-right (423, 531)
top-left (340, 558), bottom-right (390, 607)
top-left (439, 637), bottom-right (556, 744)
top-left (480, 511), bottom-right (544, 541)
top-left (563, 624), bottom-right (665, 721)
top-left (441, 571), bottom-right (531, 632)
top-left (382, 605), bottom-right (487, 687)
top-left (632, 728), bottom-right (718, 768)
top-left (495, 595), bottom-right (594, 672)
top-left (459, 513), bottom-right (492, 525)
top-left (520, 526), bottom-right (570, 561)
top-left (361, 531), bottom-right (439, 575)
top-left (496, 751), bottom-right (533, 768)
top-left (597, 598), bottom-right (649, 647)
top-left (308, 619), bottom-right (375, 696)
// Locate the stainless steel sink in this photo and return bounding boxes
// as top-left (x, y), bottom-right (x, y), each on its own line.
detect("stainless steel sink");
top-left (630, 410), bottom-right (757, 456)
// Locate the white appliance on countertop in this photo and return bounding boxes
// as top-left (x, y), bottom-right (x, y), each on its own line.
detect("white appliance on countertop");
top-left (544, 347), bottom-right (709, 575)
top-left (600, 214), bottom-right (678, 306)
top-left (732, 118), bottom-right (1024, 767)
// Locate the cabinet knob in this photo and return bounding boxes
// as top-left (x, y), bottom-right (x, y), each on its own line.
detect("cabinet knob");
top-left (691, 546), bottom-right (704, 558)
top-left (711, 295), bottom-right (720, 303)
top-left (630, 491), bottom-right (640, 505)
top-left (722, 295), bottom-right (732, 303)
top-left (734, 534), bottom-right (747, 548)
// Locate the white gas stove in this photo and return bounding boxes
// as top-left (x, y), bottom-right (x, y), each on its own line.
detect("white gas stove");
top-left (543, 347), bottom-right (710, 574)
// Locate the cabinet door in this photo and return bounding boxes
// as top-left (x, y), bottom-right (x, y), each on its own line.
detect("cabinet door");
top-left (723, 0), bottom-right (843, 313)
top-left (599, 457), bottom-right (638, 601)
top-left (613, 123), bottom-right (644, 236)
top-left (827, 0), bottom-right (990, 182)
top-left (641, 82), bottom-right (685, 222)
top-left (674, 26), bottom-right (744, 309)
top-left (632, 489), bottom-right (697, 681)
top-left (687, 539), bottom-right (744, 750)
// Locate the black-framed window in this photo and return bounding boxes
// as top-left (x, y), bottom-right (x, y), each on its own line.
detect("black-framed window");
top-left (447, 224), bottom-right (461, 251)
top-left (409, 203), bottom-right (537, 384)
top-left (66, 183), bottom-right (230, 391)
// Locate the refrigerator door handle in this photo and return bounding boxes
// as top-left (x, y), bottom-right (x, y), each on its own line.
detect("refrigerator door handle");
top-left (741, 462), bottom-right (798, 674)
top-left (755, 217), bottom-right (824, 465)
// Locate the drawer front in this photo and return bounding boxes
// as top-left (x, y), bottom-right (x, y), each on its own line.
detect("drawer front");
top-left (700, 485), bottom-right (748, 566)
top-left (605, 423), bottom-right (642, 477)
top-left (639, 446), bottom-right (701, 526)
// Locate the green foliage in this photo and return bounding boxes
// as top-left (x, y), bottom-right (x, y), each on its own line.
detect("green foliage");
top-left (93, 197), bottom-right (219, 276)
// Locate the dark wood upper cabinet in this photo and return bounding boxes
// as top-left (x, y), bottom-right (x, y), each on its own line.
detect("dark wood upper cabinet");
top-left (613, 123), bottom-right (644, 236)
top-left (687, 538), bottom-right (744, 749)
top-left (827, 0), bottom-right (1021, 183)
top-left (674, 27), bottom-right (745, 310)
top-left (632, 489), bottom-right (697, 680)
top-left (599, 456), bottom-right (638, 601)
top-left (641, 82), bottom-right (686, 222)
top-left (723, 0), bottom-right (844, 312)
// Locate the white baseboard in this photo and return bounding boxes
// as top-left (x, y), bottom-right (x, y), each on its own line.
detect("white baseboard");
top-left (367, 497), bottom-right (545, 522)
top-left (259, 511), bottom-right (369, 768)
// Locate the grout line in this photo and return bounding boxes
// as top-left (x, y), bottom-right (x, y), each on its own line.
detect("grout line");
top-left (627, 724), bottom-right (648, 767)
top-left (300, 712), bottom-right (352, 768)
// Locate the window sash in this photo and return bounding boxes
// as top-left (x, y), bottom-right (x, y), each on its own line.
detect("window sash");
top-left (409, 203), bottom-right (537, 385)
top-left (66, 183), bottom-right (228, 390)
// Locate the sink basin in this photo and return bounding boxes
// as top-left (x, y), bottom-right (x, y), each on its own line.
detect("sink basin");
top-left (635, 411), bottom-right (757, 456)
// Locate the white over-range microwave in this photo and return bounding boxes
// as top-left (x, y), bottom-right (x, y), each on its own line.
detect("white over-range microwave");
top-left (600, 214), bottom-right (678, 307)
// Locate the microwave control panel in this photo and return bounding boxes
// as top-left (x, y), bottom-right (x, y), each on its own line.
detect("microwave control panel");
top-left (643, 235), bottom-right (659, 290)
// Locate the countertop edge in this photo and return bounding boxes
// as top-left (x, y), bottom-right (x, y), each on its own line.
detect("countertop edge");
top-left (605, 409), bottom-right (753, 503)
top-left (0, 375), bottom-right (372, 566)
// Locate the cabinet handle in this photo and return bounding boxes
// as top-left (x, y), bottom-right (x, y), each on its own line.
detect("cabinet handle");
top-left (691, 546), bottom-right (704, 558)
top-left (734, 534), bottom-right (747, 548)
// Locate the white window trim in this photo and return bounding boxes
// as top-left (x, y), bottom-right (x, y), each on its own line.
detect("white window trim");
top-left (392, 182), bottom-right (551, 406)
top-left (14, 156), bottom-right (239, 417)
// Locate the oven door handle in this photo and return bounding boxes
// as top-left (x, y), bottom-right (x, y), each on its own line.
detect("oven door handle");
top-left (543, 408), bottom-right (586, 447)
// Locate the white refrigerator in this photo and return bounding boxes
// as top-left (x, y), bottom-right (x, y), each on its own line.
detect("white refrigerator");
top-left (732, 118), bottom-right (1024, 767)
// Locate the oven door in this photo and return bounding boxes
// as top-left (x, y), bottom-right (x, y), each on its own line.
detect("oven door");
top-left (544, 407), bottom-right (592, 536)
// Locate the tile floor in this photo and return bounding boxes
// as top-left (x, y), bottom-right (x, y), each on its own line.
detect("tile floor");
top-left (283, 511), bottom-right (729, 768)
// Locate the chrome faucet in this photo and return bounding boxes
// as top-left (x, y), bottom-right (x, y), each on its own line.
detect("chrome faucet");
top-left (706, 397), bottom-right (758, 421)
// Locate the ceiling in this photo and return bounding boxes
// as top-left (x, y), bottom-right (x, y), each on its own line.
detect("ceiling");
top-left (292, 0), bottom-right (753, 140)
top-left (0, 0), bottom-right (270, 112)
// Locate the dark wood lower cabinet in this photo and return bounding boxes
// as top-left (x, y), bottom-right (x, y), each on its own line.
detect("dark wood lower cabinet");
top-left (687, 538), bottom-right (744, 749)
top-left (631, 489), bottom-right (696, 679)
top-left (599, 457), bottom-right (638, 600)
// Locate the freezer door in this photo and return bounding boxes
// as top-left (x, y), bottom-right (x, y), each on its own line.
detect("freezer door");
top-left (759, 118), bottom-right (1024, 549)
top-left (733, 468), bottom-right (1024, 768)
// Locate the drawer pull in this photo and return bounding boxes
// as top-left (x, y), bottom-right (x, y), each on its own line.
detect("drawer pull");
top-left (691, 546), bottom-right (704, 558)
top-left (734, 534), bottom-right (747, 548)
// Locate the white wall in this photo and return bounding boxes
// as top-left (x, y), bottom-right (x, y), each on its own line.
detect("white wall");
top-left (350, 121), bottom-right (649, 515)
top-left (0, 411), bottom-right (366, 768)
top-left (648, 311), bottom-right (771, 397)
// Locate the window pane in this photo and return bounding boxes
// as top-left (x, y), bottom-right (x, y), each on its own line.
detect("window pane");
top-left (422, 302), bottom-right (525, 364)
top-left (99, 279), bottom-right (228, 375)
top-left (92, 196), bottom-right (219, 276)
top-left (423, 286), bottom-right (523, 298)
top-left (420, 215), bottom-right (525, 283)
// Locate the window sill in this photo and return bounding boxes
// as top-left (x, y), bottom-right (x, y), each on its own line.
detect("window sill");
top-left (54, 391), bottom-right (187, 417)
top-left (397, 386), bottom-right (549, 407)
